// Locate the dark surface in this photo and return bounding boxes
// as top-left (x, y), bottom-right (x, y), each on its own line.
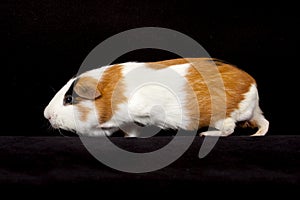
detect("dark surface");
top-left (1, 135), bottom-right (299, 192)
top-left (4, 0), bottom-right (299, 136)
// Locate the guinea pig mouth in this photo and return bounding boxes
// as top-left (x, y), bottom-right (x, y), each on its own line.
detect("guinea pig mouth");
top-left (49, 122), bottom-right (59, 129)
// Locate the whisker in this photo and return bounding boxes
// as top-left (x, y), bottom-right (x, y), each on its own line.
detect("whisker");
top-left (58, 129), bottom-right (67, 137)
top-left (48, 85), bottom-right (57, 94)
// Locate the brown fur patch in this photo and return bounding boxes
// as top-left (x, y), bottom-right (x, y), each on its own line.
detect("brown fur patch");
top-left (237, 120), bottom-right (258, 129)
top-left (77, 104), bottom-right (91, 122)
top-left (147, 58), bottom-right (204, 69)
top-left (184, 59), bottom-right (255, 129)
top-left (95, 65), bottom-right (127, 124)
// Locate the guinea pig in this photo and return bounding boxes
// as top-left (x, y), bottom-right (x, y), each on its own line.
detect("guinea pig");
top-left (44, 58), bottom-right (269, 137)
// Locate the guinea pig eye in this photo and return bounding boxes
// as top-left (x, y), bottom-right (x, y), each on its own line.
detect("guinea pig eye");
top-left (64, 95), bottom-right (73, 105)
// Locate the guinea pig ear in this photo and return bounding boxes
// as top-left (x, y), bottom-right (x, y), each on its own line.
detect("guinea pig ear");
top-left (74, 77), bottom-right (101, 99)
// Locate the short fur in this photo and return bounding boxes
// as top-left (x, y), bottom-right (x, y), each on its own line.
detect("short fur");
top-left (44, 58), bottom-right (269, 137)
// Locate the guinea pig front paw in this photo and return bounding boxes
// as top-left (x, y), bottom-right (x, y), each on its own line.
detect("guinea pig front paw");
top-left (98, 121), bottom-right (118, 130)
top-left (200, 131), bottom-right (224, 137)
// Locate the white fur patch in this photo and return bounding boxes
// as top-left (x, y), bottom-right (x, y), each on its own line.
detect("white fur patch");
top-left (104, 63), bottom-right (192, 135)
top-left (44, 78), bottom-right (77, 131)
top-left (230, 83), bottom-right (258, 121)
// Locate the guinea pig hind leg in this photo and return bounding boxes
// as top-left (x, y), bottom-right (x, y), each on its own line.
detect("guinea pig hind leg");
top-left (200, 118), bottom-right (236, 137)
top-left (250, 112), bottom-right (269, 136)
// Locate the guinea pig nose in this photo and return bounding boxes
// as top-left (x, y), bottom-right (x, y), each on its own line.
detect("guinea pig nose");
top-left (44, 109), bottom-right (51, 120)
top-left (45, 114), bottom-right (51, 120)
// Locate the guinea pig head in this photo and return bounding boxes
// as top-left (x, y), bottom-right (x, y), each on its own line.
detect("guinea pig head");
top-left (44, 76), bottom-right (101, 134)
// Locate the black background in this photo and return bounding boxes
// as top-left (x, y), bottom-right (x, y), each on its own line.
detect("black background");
top-left (4, 0), bottom-right (299, 136)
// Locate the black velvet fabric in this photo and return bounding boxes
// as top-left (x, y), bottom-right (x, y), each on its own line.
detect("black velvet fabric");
top-left (1, 135), bottom-right (299, 193)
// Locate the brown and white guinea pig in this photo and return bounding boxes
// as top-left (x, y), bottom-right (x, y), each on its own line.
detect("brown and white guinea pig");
top-left (44, 58), bottom-right (269, 137)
